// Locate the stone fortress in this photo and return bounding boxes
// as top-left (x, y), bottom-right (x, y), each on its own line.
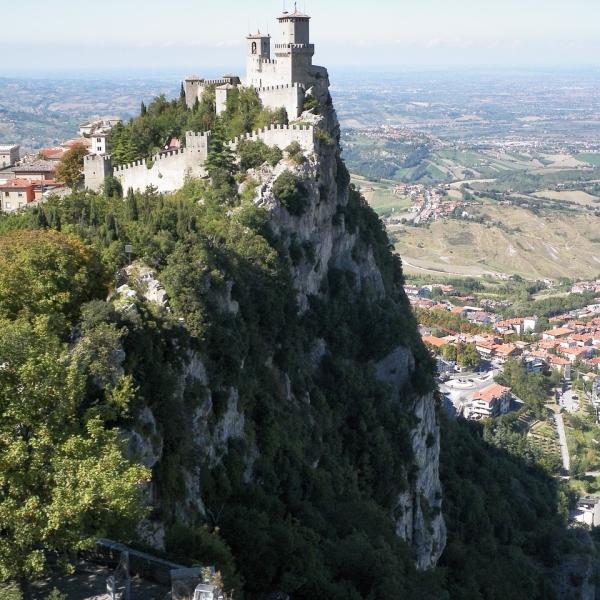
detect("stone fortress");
top-left (85, 5), bottom-right (327, 194)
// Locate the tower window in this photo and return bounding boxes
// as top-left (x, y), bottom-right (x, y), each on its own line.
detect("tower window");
top-left (252, 42), bottom-right (257, 55)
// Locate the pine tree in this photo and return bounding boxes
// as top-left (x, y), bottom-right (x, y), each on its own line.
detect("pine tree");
top-left (126, 188), bottom-right (138, 221)
top-left (204, 122), bottom-right (235, 178)
top-left (140, 101), bottom-right (147, 116)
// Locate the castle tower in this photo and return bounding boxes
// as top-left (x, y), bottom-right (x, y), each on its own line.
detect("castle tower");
top-left (275, 5), bottom-right (314, 86)
top-left (246, 32), bottom-right (272, 88)
top-left (84, 154), bottom-right (113, 192)
top-left (277, 4), bottom-right (311, 46)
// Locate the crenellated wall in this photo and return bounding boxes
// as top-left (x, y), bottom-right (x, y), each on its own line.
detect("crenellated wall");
top-left (83, 124), bottom-right (315, 194)
top-left (256, 83), bottom-right (305, 119)
top-left (230, 123), bottom-right (315, 155)
top-left (113, 145), bottom-right (208, 193)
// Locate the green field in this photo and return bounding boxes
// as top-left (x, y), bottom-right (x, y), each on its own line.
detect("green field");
top-left (350, 175), bottom-right (412, 217)
top-left (576, 153), bottom-right (600, 167)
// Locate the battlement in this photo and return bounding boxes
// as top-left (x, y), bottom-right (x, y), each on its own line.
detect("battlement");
top-left (230, 123), bottom-right (315, 155)
top-left (84, 154), bottom-right (112, 164)
top-left (114, 158), bottom-right (147, 173)
top-left (258, 58), bottom-right (278, 65)
top-left (256, 83), bottom-right (306, 92)
top-left (230, 123), bottom-right (313, 145)
top-left (274, 43), bottom-right (314, 51)
top-left (185, 131), bottom-right (211, 139)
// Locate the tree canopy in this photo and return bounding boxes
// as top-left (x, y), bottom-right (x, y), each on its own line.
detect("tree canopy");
top-left (54, 143), bottom-right (88, 189)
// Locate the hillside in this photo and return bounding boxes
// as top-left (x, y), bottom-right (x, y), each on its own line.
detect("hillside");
top-left (1, 76), bottom-right (598, 599)
top-left (391, 200), bottom-right (600, 279)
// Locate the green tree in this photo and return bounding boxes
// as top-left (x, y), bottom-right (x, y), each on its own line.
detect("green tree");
top-left (0, 230), bottom-right (107, 329)
top-left (0, 317), bottom-right (148, 598)
top-left (457, 343), bottom-right (480, 371)
top-left (441, 344), bottom-right (457, 362)
top-left (54, 143), bottom-right (89, 190)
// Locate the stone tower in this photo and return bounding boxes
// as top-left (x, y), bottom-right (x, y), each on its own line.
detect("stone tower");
top-left (245, 32), bottom-right (272, 88)
top-left (275, 5), bottom-right (314, 86)
top-left (84, 154), bottom-right (113, 192)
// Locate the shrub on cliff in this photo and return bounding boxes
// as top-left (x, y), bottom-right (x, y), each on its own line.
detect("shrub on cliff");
top-left (238, 139), bottom-right (282, 171)
top-left (273, 170), bottom-right (309, 216)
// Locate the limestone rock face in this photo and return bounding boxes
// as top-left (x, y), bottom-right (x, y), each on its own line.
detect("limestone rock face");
top-left (127, 65), bottom-right (446, 571)
top-left (393, 391), bottom-right (446, 570)
top-left (116, 263), bottom-right (169, 308)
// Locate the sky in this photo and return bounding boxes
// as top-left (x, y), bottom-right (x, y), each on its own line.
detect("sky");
top-left (1, 0), bottom-right (599, 75)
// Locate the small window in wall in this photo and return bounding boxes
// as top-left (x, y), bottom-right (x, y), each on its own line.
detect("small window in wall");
top-left (5, 202), bottom-right (11, 209)
top-left (18, 193), bottom-right (23, 198)
top-left (252, 42), bottom-right (257, 55)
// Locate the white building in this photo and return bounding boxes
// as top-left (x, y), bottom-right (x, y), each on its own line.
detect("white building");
top-left (466, 383), bottom-right (512, 420)
top-left (0, 145), bottom-right (20, 169)
top-left (90, 132), bottom-right (108, 156)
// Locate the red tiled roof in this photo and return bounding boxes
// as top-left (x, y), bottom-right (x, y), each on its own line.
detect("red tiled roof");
top-left (422, 336), bottom-right (447, 348)
top-left (473, 384), bottom-right (511, 404)
top-left (549, 355), bottom-right (570, 366)
top-left (495, 344), bottom-right (519, 356)
top-left (545, 327), bottom-right (574, 338)
top-left (0, 178), bottom-right (36, 189)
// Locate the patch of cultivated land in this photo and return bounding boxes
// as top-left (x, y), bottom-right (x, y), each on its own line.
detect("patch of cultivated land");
top-left (533, 189), bottom-right (600, 206)
top-left (577, 153), bottom-right (600, 167)
top-left (351, 175), bottom-right (412, 217)
top-left (388, 199), bottom-right (600, 279)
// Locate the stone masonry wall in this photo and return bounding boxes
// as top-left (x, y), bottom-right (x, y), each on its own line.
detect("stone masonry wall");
top-left (230, 124), bottom-right (315, 155)
top-left (257, 84), bottom-right (305, 119)
top-left (113, 148), bottom-right (207, 194)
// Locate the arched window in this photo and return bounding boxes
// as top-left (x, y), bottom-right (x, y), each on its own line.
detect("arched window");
top-left (252, 42), bottom-right (257, 55)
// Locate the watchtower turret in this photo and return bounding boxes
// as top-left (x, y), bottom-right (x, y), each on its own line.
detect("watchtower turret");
top-left (247, 32), bottom-right (271, 60)
top-left (274, 4), bottom-right (314, 86)
top-left (277, 4), bottom-right (311, 46)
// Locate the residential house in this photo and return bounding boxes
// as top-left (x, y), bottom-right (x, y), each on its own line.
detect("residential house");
top-left (475, 341), bottom-right (496, 358)
top-left (39, 147), bottom-right (67, 163)
top-left (543, 327), bottom-right (574, 341)
top-left (548, 355), bottom-right (572, 380)
top-left (559, 346), bottom-right (592, 363)
top-left (0, 178), bottom-right (35, 211)
top-left (468, 384), bottom-right (512, 420)
top-left (494, 344), bottom-right (521, 362)
top-left (11, 160), bottom-right (56, 182)
top-left (523, 356), bottom-right (545, 374)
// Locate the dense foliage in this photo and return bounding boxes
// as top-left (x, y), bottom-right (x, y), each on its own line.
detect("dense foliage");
top-left (108, 87), bottom-right (287, 166)
top-left (54, 143), bottom-right (88, 189)
top-left (0, 230), bottom-right (148, 598)
top-left (0, 87), bottom-right (589, 597)
top-left (439, 416), bottom-right (573, 599)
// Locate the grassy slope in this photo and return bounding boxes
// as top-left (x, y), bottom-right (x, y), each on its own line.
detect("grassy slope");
top-left (389, 200), bottom-right (600, 279)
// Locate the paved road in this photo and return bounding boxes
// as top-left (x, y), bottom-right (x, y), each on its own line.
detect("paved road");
top-left (555, 412), bottom-right (571, 474)
top-left (559, 387), bottom-right (580, 413)
top-left (439, 371), bottom-right (499, 416)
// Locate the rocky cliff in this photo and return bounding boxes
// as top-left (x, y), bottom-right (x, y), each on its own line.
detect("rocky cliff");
top-left (113, 68), bottom-right (446, 594)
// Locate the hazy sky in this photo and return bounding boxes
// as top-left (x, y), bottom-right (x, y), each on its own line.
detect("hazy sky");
top-left (2, 0), bottom-right (599, 74)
